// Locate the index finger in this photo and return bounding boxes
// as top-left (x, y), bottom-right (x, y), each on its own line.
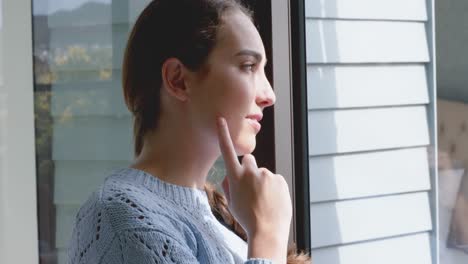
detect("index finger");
top-left (216, 117), bottom-right (241, 176)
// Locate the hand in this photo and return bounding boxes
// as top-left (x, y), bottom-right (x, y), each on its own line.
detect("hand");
top-left (216, 116), bottom-right (292, 263)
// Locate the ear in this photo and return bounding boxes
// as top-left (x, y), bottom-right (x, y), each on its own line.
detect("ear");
top-left (161, 58), bottom-right (190, 102)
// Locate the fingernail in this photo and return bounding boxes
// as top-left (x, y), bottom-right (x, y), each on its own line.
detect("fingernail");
top-left (217, 117), bottom-right (225, 126)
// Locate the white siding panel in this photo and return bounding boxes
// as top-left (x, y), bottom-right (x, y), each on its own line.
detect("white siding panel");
top-left (306, 20), bottom-right (429, 63)
top-left (304, 0), bottom-right (434, 260)
top-left (307, 65), bottom-right (429, 109)
top-left (52, 117), bottom-right (133, 161)
top-left (309, 147), bottom-right (431, 202)
top-left (308, 106), bottom-right (430, 155)
top-left (305, 0), bottom-right (427, 21)
top-left (54, 161), bottom-right (128, 204)
top-left (311, 233), bottom-right (432, 264)
top-left (51, 82), bottom-right (129, 117)
top-left (310, 192), bottom-right (432, 248)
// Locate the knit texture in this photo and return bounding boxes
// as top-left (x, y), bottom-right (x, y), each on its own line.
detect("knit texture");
top-left (67, 168), bottom-right (273, 264)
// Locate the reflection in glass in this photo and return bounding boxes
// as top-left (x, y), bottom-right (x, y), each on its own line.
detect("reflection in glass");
top-left (32, 1), bottom-right (227, 263)
top-left (33, 2), bottom-right (121, 262)
top-left (436, 0), bottom-right (468, 263)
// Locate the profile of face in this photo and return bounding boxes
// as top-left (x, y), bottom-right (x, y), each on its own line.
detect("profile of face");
top-left (186, 10), bottom-right (276, 156)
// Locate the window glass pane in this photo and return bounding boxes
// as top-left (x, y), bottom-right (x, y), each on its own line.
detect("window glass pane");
top-left (32, 1), bottom-right (226, 263)
top-left (436, 0), bottom-right (468, 262)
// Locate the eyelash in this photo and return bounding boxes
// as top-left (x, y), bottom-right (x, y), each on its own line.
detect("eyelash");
top-left (242, 63), bottom-right (257, 72)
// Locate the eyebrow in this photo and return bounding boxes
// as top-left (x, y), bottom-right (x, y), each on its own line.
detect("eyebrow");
top-left (235, 49), bottom-right (267, 65)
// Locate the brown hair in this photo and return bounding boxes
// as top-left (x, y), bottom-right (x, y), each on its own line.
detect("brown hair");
top-left (122, 0), bottom-right (310, 263)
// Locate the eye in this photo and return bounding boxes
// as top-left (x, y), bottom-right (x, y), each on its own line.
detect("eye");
top-left (241, 63), bottom-right (257, 72)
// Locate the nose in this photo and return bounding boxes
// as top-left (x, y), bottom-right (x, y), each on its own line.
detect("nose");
top-left (256, 74), bottom-right (276, 109)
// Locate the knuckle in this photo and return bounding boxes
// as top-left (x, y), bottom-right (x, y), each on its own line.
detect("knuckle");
top-left (242, 154), bottom-right (253, 162)
top-left (258, 167), bottom-right (269, 175)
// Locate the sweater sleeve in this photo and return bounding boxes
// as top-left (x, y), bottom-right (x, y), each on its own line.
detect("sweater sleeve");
top-left (102, 229), bottom-right (274, 264)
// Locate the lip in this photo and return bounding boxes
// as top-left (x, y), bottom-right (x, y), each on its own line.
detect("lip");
top-left (246, 114), bottom-right (263, 122)
top-left (246, 115), bottom-right (262, 133)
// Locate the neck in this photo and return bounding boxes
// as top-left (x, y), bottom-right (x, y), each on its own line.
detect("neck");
top-left (130, 112), bottom-right (220, 190)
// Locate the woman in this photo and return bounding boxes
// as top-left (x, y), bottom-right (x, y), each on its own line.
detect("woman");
top-left (68, 0), bottom-right (310, 263)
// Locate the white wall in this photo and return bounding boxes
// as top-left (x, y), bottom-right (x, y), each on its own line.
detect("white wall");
top-left (0, 0), bottom-right (38, 263)
top-left (304, 0), bottom-right (436, 263)
top-left (0, 21), bottom-right (5, 262)
top-left (0, 0), bottom-right (4, 253)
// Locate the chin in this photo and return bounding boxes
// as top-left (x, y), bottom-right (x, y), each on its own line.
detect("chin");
top-left (235, 135), bottom-right (257, 155)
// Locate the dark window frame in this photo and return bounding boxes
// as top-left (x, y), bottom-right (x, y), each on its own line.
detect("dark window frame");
top-left (290, 0), bottom-right (311, 252)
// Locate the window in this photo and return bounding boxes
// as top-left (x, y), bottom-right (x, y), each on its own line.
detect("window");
top-left (436, 0), bottom-right (468, 262)
top-left (32, 1), bottom-right (144, 262)
top-left (32, 1), bottom-right (275, 263)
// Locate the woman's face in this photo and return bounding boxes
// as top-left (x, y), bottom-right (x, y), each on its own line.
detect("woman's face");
top-left (188, 10), bottom-right (276, 156)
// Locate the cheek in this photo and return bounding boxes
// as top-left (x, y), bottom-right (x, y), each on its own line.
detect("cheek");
top-left (223, 79), bottom-right (256, 142)
top-left (209, 69), bottom-right (255, 116)
top-left (226, 71), bottom-right (255, 104)
top-left (193, 68), bottom-right (256, 138)
top-left (223, 80), bottom-right (255, 119)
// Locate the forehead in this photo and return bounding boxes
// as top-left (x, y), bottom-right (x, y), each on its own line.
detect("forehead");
top-left (212, 10), bottom-right (265, 59)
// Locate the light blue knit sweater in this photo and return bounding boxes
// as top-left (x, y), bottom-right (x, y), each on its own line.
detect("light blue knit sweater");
top-left (67, 168), bottom-right (273, 264)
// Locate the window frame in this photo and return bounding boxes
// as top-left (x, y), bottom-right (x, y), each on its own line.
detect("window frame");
top-left (0, 0), bottom-right (39, 263)
top-left (271, 0), bottom-right (300, 245)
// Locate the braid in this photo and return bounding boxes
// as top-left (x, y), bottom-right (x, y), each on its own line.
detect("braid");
top-left (205, 182), bottom-right (248, 240)
top-left (204, 183), bottom-right (312, 264)
top-left (287, 244), bottom-right (312, 264)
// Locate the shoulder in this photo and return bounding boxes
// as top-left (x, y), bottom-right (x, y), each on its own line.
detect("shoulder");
top-left (99, 172), bottom-right (194, 234)
top-left (68, 170), bottom-right (198, 263)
